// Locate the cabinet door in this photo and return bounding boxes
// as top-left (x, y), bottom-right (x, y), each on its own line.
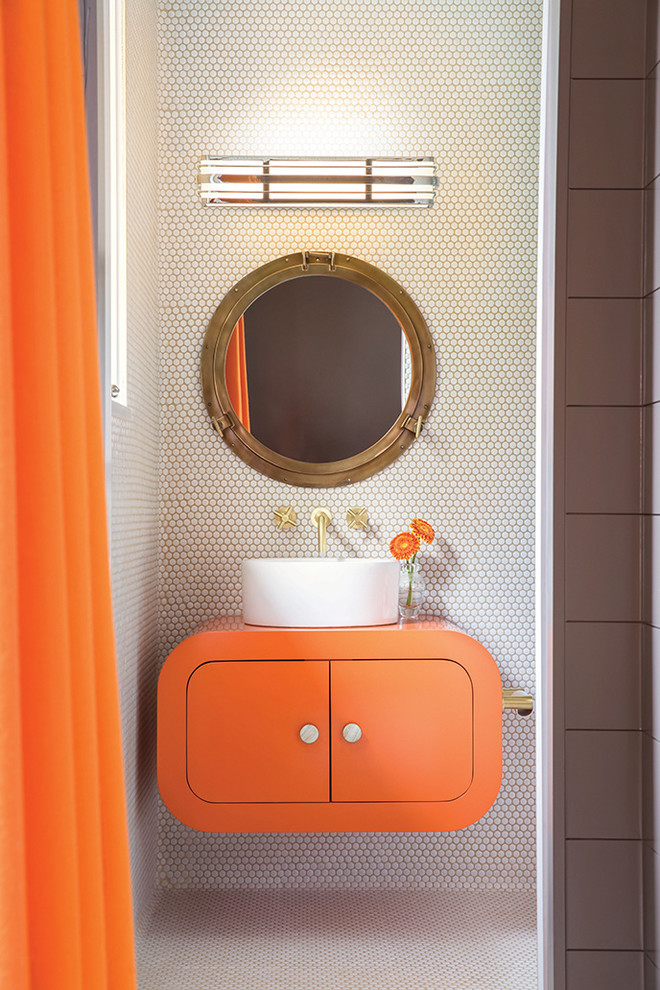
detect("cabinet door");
top-left (331, 659), bottom-right (473, 802)
top-left (186, 660), bottom-right (329, 803)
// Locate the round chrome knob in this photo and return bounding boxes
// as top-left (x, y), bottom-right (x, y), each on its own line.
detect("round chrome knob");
top-left (342, 722), bottom-right (362, 743)
top-left (299, 724), bottom-right (320, 744)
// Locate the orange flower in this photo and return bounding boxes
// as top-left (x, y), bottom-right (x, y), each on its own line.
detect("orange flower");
top-left (389, 531), bottom-right (420, 561)
top-left (411, 518), bottom-right (435, 544)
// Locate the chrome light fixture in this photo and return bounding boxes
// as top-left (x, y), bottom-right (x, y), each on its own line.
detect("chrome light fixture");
top-left (198, 157), bottom-right (437, 208)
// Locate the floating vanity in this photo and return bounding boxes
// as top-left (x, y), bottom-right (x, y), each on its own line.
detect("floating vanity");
top-left (157, 618), bottom-right (503, 833)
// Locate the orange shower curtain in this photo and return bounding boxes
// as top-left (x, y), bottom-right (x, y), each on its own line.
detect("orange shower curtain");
top-left (226, 316), bottom-right (251, 429)
top-left (0, 2), bottom-right (137, 988)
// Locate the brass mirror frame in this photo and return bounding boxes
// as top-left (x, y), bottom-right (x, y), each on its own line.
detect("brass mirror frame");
top-left (201, 251), bottom-right (436, 487)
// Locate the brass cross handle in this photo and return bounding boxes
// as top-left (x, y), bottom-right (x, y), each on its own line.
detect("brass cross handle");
top-left (346, 507), bottom-right (369, 530)
top-left (274, 506), bottom-right (298, 531)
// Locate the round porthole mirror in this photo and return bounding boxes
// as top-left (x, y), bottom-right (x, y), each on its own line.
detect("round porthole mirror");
top-left (201, 252), bottom-right (435, 487)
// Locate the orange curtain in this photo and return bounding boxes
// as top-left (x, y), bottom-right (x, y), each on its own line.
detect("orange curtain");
top-left (226, 316), bottom-right (251, 429)
top-left (0, 2), bottom-right (137, 989)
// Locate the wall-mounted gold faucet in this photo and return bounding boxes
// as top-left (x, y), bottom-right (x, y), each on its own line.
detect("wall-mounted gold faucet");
top-left (310, 507), bottom-right (332, 555)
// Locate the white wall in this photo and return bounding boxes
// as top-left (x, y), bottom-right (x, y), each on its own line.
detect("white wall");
top-left (112, 0), bottom-right (161, 921)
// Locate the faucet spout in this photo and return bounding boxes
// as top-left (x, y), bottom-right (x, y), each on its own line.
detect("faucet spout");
top-left (310, 507), bottom-right (332, 555)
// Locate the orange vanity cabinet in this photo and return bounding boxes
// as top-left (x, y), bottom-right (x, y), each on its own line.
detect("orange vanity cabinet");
top-left (157, 619), bottom-right (503, 832)
top-left (187, 660), bottom-right (330, 803)
top-left (330, 659), bottom-right (473, 803)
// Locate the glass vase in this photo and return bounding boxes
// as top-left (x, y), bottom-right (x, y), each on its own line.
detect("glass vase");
top-left (398, 560), bottom-right (426, 619)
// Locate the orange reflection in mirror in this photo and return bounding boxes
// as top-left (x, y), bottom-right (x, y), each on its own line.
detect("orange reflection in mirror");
top-left (225, 317), bottom-right (250, 430)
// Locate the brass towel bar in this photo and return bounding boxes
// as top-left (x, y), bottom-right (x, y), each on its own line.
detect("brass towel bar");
top-left (502, 688), bottom-right (533, 717)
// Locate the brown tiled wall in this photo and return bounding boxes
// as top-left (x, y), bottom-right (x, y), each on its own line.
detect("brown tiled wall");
top-left (644, 5), bottom-right (660, 988)
top-left (558, 1), bottom-right (648, 987)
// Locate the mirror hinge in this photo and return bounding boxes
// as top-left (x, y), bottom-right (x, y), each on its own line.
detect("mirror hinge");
top-left (301, 251), bottom-right (336, 271)
top-left (403, 415), bottom-right (424, 438)
top-left (211, 412), bottom-right (233, 435)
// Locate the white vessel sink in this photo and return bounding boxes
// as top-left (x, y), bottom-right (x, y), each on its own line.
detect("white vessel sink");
top-left (242, 558), bottom-right (399, 628)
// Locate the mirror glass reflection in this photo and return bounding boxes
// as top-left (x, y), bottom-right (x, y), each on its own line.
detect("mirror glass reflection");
top-left (226, 276), bottom-right (410, 463)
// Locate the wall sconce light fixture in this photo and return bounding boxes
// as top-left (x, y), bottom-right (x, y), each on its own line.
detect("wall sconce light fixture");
top-left (198, 157), bottom-right (437, 208)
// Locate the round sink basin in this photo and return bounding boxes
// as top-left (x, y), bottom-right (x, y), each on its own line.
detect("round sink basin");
top-left (242, 558), bottom-right (399, 628)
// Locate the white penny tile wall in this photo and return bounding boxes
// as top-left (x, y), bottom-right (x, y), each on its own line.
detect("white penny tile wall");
top-left (153, 0), bottom-right (541, 891)
top-left (112, 0), bottom-right (161, 919)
